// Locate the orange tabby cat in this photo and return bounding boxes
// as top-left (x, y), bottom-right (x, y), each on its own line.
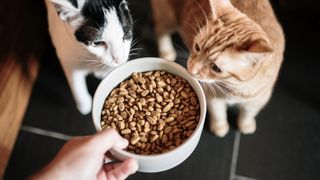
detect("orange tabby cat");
top-left (151, 0), bottom-right (285, 137)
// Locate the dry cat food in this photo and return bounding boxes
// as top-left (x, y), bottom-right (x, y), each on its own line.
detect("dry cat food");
top-left (101, 71), bottom-right (200, 155)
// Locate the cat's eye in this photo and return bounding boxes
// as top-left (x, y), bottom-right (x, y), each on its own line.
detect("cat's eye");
top-left (195, 43), bottom-right (200, 52)
top-left (211, 63), bottom-right (222, 73)
top-left (92, 41), bottom-right (107, 47)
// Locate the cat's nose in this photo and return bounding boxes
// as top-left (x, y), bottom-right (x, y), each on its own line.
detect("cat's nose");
top-left (189, 71), bottom-right (197, 76)
top-left (188, 68), bottom-right (201, 78)
top-left (191, 73), bottom-right (201, 78)
top-left (187, 67), bottom-right (198, 76)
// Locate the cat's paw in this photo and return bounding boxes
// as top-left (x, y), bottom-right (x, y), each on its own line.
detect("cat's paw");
top-left (210, 121), bottom-right (230, 137)
top-left (76, 96), bottom-right (92, 115)
top-left (238, 119), bottom-right (256, 134)
top-left (94, 69), bottom-right (113, 80)
top-left (93, 72), bottom-right (107, 80)
top-left (160, 50), bottom-right (177, 61)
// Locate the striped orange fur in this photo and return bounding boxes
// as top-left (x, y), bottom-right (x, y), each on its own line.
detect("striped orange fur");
top-left (151, 0), bottom-right (285, 136)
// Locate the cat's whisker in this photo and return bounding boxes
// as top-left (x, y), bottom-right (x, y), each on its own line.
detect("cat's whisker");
top-left (131, 38), bottom-right (140, 48)
top-left (186, 22), bottom-right (201, 36)
top-left (129, 47), bottom-right (143, 57)
top-left (188, 3), bottom-right (206, 35)
top-left (85, 62), bottom-right (104, 68)
top-left (192, 0), bottom-right (210, 39)
top-left (82, 59), bottom-right (100, 63)
top-left (221, 80), bottom-right (239, 87)
top-left (129, 53), bottom-right (139, 57)
top-left (129, 51), bottom-right (141, 56)
top-left (218, 86), bottom-right (232, 95)
top-left (207, 83), bottom-right (217, 96)
top-left (86, 62), bottom-right (101, 67)
top-left (86, 60), bottom-right (101, 65)
top-left (131, 17), bottom-right (141, 27)
top-left (82, 58), bottom-right (100, 62)
top-left (130, 50), bottom-right (140, 53)
top-left (193, 16), bottom-right (203, 33)
top-left (201, 82), bottom-right (209, 95)
top-left (199, 82), bottom-right (207, 94)
top-left (204, 83), bottom-right (211, 95)
top-left (192, 16), bottom-right (208, 39)
top-left (130, 48), bottom-right (143, 52)
top-left (82, 59), bottom-right (105, 66)
top-left (213, 82), bottom-right (232, 95)
top-left (216, 81), bottom-right (233, 90)
top-left (81, 58), bottom-right (106, 68)
top-left (210, 83), bottom-right (218, 95)
top-left (190, 12), bottom-right (201, 33)
top-left (214, 83), bottom-right (229, 95)
top-left (194, 0), bottom-right (209, 26)
top-left (94, 62), bottom-right (107, 70)
top-left (210, 82), bottom-right (224, 95)
top-left (216, 81), bottom-right (236, 93)
top-left (77, 51), bottom-right (99, 60)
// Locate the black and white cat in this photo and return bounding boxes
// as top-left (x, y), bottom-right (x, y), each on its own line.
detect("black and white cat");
top-left (45, 0), bottom-right (133, 114)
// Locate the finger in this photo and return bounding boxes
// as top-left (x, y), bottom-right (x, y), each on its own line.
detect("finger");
top-left (105, 159), bottom-right (138, 180)
top-left (89, 129), bottom-right (128, 153)
top-left (97, 169), bottom-right (107, 180)
top-left (104, 162), bottom-right (122, 172)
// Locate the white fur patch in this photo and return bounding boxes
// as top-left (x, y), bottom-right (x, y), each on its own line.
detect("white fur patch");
top-left (88, 8), bottom-right (131, 67)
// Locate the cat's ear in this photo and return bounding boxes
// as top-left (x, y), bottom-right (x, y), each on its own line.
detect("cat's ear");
top-left (239, 37), bottom-right (273, 53)
top-left (50, 0), bottom-right (81, 22)
top-left (209, 0), bottom-right (233, 19)
top-left (227, 52), bottom-right (264, 81)
top-left (229, 38), bottom-right (272, 81)
top-left (119, 0), bottom-right (133, 39)
top-left (119, 0), bottom-right (129, 10)
top-left (119, 1), bottom-right (131, 23)
top-left (231, 61), bottom-right (259, 81)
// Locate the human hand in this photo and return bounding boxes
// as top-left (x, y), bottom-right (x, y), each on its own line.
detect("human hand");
top-left (31, 129), bottom-right (138, 180)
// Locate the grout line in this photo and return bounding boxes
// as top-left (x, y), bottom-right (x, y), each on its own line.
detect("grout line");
top-left (20, 125), bottom-right (74, 141)
top-left (233, 175), bottom-right (258, 180)
top-left (229, 131), bottom-right (241, 180)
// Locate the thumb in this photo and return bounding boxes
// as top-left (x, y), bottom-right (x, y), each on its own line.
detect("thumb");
top-left (89, 129), bottom-right (128, 153)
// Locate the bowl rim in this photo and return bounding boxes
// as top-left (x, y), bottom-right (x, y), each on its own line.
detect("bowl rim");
top-left (92, 57), bottom-right (206, 160)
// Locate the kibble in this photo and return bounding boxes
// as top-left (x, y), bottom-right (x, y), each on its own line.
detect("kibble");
top-left (164, 117), bottom-right (175, 123)
top-left (101, 71), bottom-right (200, 155)
top-left (130, 136), bottom-right (140, 145)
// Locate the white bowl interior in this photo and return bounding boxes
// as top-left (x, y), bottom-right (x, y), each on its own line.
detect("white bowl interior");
top-left (92, 57), bottom-right (206, 172)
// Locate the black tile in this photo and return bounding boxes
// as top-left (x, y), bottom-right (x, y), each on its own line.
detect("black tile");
top-left (236, 6), bottom-right (320, 179)
top-left (129, 130), bottom-right (235, 180)
top-left (275, 2), bottom-right (320, 109)
top-left (4, 131), bottom-right (65, 179)
top-left (4, 130), bottom-right (236, 180)
top-left (236, 88), bottom-right (320, 180)
top-left (21, 44), bottom-right (97, 136)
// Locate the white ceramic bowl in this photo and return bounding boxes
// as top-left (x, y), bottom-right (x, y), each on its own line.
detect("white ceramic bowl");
top-left (92, 57), bottom-right (206, 173)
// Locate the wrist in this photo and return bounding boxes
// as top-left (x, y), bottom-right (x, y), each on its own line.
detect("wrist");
top-left (29, 161), bottom-right (64, 180)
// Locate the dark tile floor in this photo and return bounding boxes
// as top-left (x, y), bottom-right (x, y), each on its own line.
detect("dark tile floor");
top-left (4, 0), bottom-right (320, 180)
